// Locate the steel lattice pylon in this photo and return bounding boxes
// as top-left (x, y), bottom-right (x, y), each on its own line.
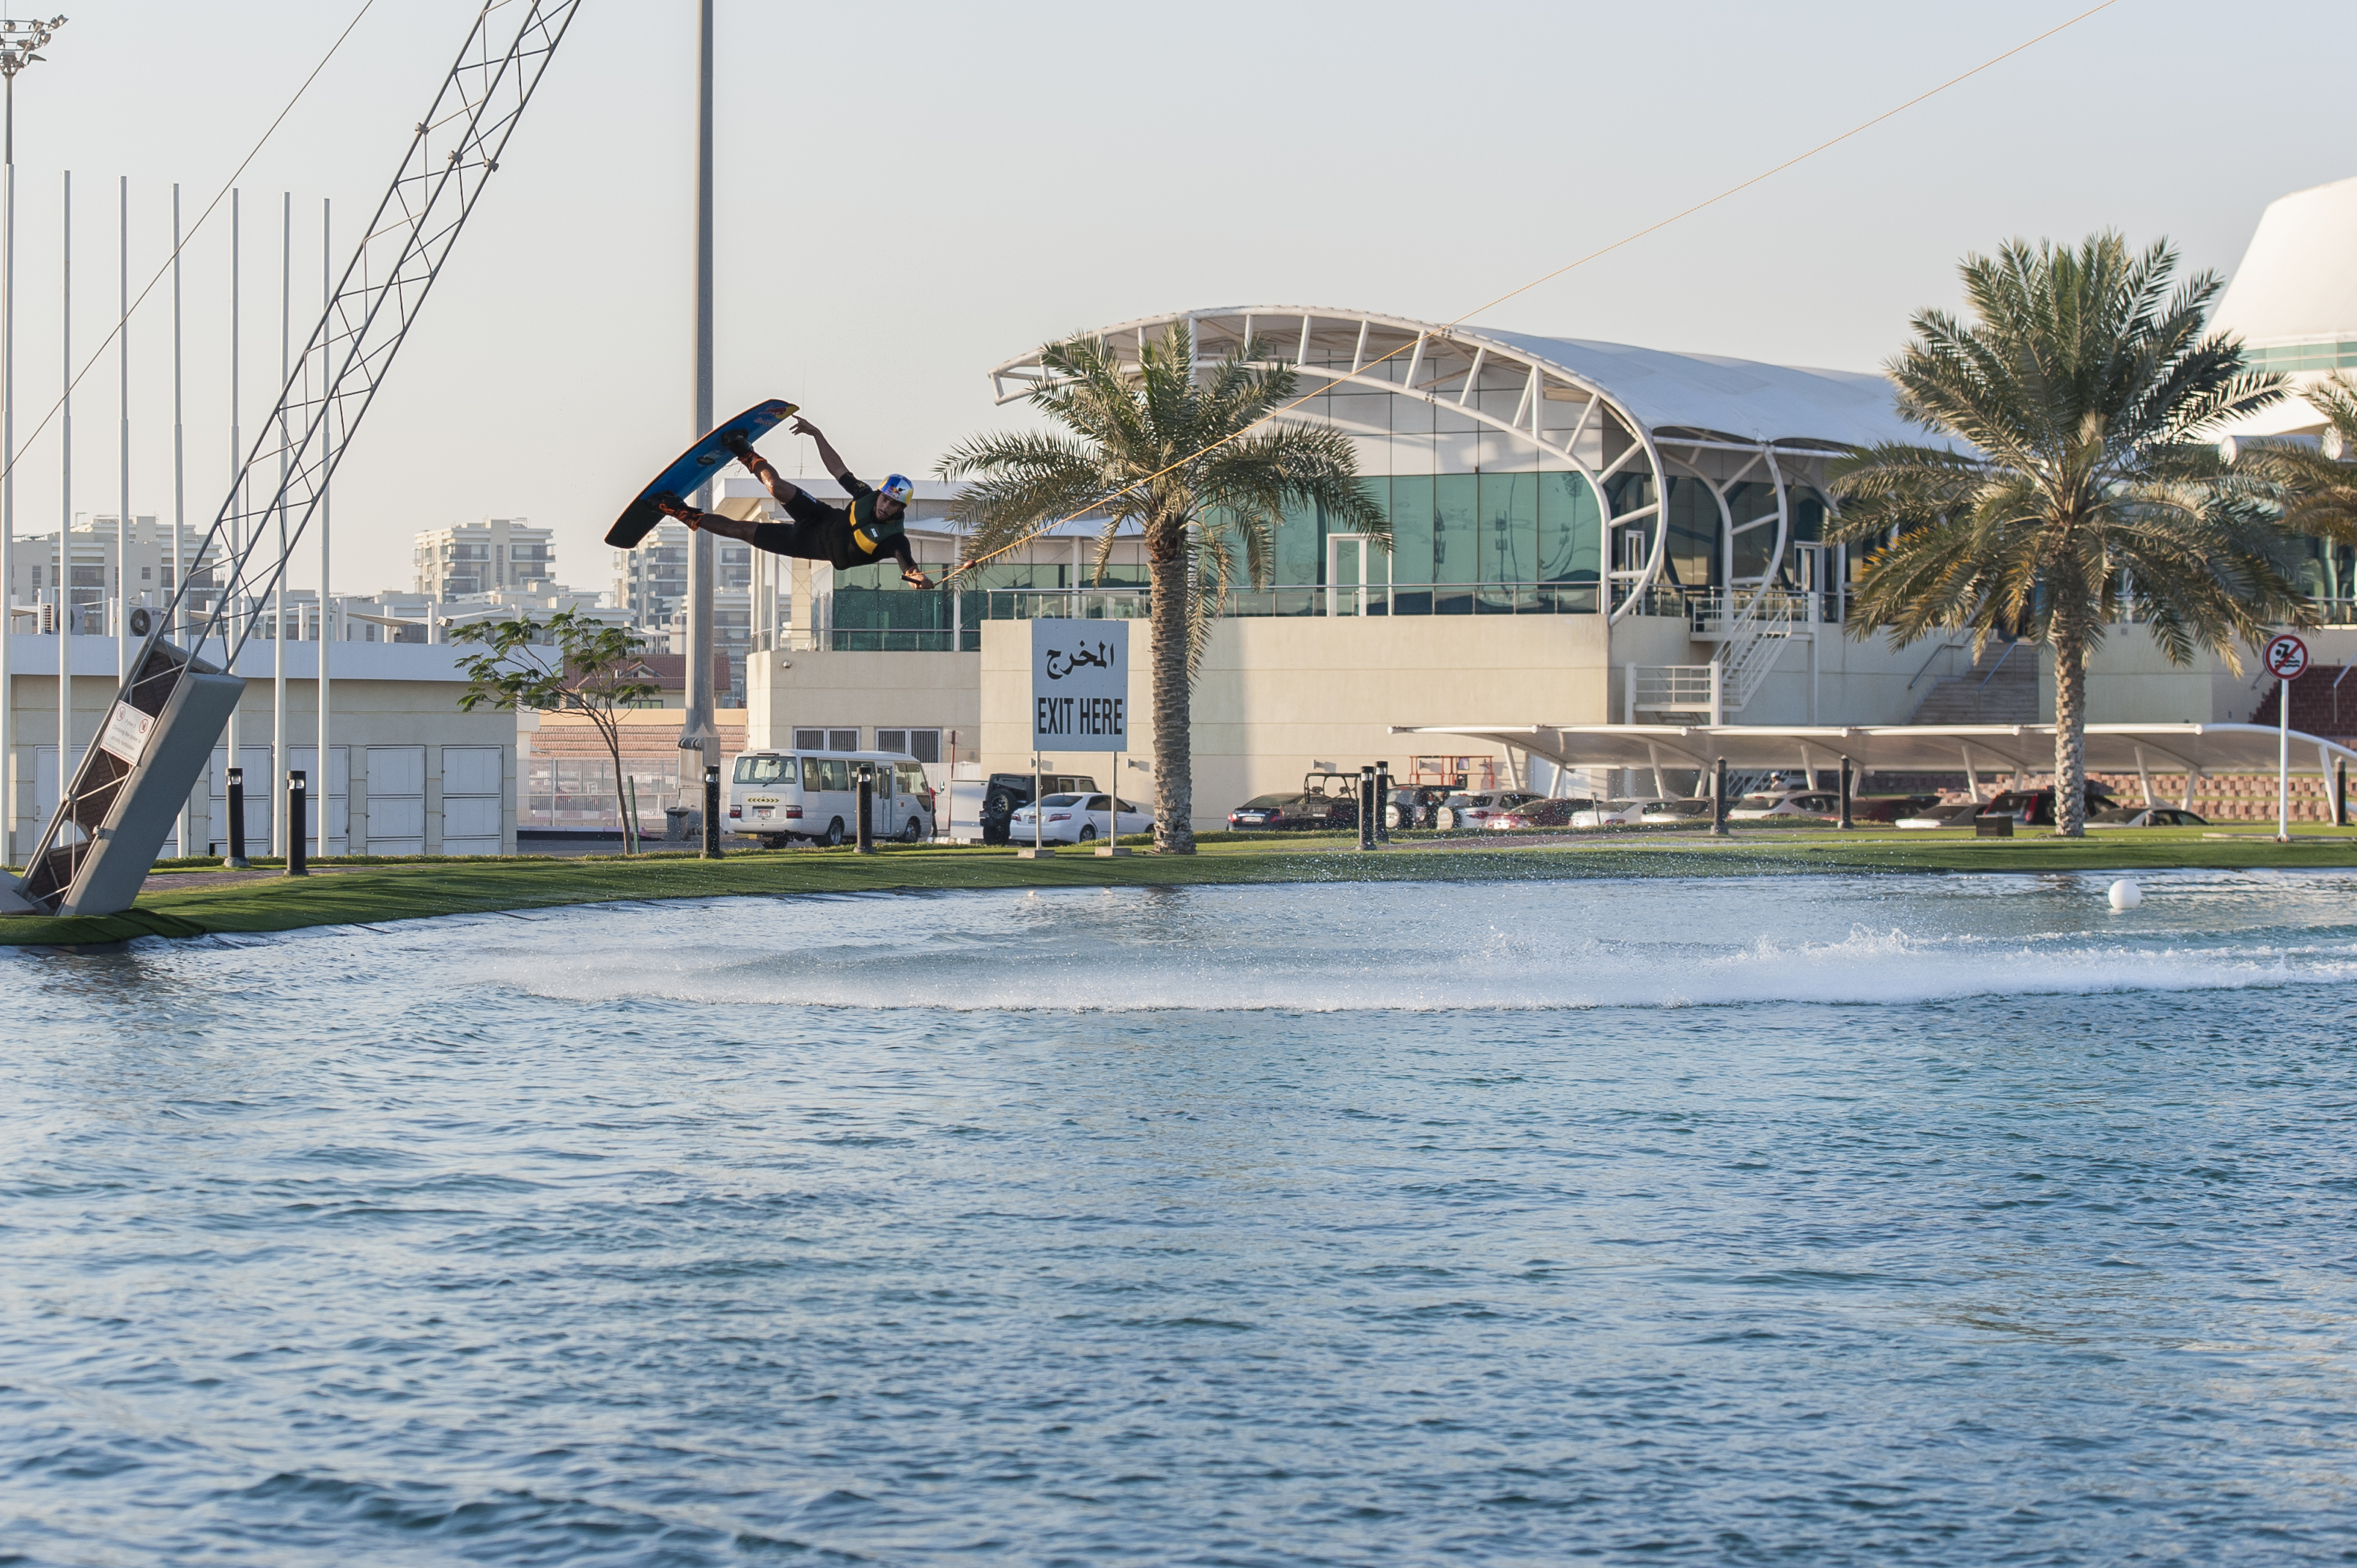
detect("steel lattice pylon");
top-left (6, 0), bottom-right (583, 915)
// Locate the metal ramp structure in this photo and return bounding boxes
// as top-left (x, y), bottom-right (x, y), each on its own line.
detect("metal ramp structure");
top-left (1, 1), bottom-right (581, 918)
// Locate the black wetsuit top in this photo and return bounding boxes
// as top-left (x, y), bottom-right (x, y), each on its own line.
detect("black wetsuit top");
top-left (751, 475), bottom-right (917, 572)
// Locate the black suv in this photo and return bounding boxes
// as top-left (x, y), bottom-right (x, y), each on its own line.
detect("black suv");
top-left (981, 772), bottom-right (1098, 845)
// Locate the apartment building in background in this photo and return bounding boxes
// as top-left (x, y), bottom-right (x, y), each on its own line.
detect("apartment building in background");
top-left (413, 517), bottom-right (555, 600)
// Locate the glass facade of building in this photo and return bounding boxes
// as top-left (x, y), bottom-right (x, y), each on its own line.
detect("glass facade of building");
top-left (2242, 341), bottom-right (2357, 376)
top-left (827, 313), bottom-right (1889, 648)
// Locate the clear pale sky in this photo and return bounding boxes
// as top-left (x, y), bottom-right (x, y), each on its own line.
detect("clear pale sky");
top-left (8, 0), bottom-right (2353, 597)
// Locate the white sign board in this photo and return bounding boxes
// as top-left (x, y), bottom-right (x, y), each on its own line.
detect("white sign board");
top-left (97, 701), bottom-right (158, 766)
top-left (2265, 633), bottom-right (2309, 679)
top-left (1030, 618), bottom-right (1129, 752)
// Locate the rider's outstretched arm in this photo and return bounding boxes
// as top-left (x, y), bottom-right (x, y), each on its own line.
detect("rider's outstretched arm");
top-left (885, 533), bottom-right (932, 589)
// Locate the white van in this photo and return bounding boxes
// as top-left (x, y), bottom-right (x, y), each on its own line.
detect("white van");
top-left (726, 749), bottom-right (937, 847)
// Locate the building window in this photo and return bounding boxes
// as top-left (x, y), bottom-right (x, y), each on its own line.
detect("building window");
top-left (793, 728), bottom-right (825, 750)
top-left (875, 728), bottom-right (940, 762)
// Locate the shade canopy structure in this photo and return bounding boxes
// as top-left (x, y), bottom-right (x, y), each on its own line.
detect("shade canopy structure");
top-left (1392, 722), bottom-right (2357, 787)
top-left (988, 306), bottom-right (1927, 621)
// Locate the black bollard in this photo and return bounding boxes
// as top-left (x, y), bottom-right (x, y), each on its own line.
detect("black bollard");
top-left (1375, 761), bottom-right (1393, 844)
top-left (1711, 757), bottom-right (1728, 837)
top-left (855, 763), bottom-right (875, 854)
top-left (2339, 758), bottom-right (2349, 829)
top-left (225, 766), bottom-right (250, 868)
top-left (1838, 755), bottom-right (1854, 830)
top-left (1358, 764), bottom-right (1377, 851)
top-left (286, 771), bottom-right (309, 876)
top-left (701, 764), bottom-right (723, 859)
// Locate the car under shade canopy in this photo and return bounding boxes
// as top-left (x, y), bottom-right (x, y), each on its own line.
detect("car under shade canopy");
top-left (1391, 722), bottom-right (2357, 813)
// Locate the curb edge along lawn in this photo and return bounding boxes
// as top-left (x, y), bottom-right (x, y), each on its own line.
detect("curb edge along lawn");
top-left (5, 830), bottom-right (2357, 948)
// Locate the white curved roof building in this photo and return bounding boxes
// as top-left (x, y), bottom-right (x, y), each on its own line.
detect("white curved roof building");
top-left (989, 307), bottom-right (1918, 625)
top-left (2214, 174), bottom-right (2357, 436)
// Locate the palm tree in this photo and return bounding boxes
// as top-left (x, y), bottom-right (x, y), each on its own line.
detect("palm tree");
top-left (939, 323), bottom-right (1384, 852)
top-left (2229, 372), bottom-right (2357, 555)
top-left (1828, 233), bottom-right (2312, 836)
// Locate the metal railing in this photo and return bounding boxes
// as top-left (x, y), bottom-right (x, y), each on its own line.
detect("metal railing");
top-left (1628, 664), bottom-right (1718, 714)
top-left (522, 756), bottom-right (682, 832)
top-left (1686, 587), bottom-right (1816, 637)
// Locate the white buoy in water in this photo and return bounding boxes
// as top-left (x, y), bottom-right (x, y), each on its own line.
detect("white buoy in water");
top-left (2109, 879), bottom-right (2142, 911)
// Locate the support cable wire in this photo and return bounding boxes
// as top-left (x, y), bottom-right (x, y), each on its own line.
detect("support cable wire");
top-left (946, 0), bottom-right (2121, 583)
top-left (18, 0), bottom-right (582, 905)
top-left (0, 0), bottom-right (376, 487)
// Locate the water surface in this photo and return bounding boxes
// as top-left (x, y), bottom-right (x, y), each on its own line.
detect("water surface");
top-left (7, 870), bottom-right (2357, 1564)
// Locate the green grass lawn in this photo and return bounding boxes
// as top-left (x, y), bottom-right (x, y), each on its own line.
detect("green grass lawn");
top-left (7, 826), bottom-right (2356, 948)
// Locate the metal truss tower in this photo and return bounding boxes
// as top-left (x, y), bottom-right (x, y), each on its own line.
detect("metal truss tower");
top-left (3, 0), bottom-right (583, 916)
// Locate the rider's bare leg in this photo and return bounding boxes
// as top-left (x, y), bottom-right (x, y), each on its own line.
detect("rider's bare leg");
top-left (723, 431), bottom-right (803, 506)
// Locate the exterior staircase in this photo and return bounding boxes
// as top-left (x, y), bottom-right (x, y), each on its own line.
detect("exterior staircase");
top-left (1908, 641), bottom-right (2038, 725)
top-left (1630, 588), bottom-right (1811, 721)
top-left (2248, 665), bottom-right (2357, 739)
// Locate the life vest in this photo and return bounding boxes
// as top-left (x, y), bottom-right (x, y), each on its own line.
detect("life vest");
top-left (849, 492), bottom-right (904, 555)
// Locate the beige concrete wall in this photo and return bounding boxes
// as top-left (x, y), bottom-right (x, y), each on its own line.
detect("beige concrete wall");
top-left (740, 613), bottom-right (2357, 840)
top-left (2025, 624), bottom-right (2357, 728)
top-left (2, 670), bottom-right (514, 860)
top-left (981, 615), bottom-right (1615, 829)
top-left (745, 647), bottom-right (980, 757)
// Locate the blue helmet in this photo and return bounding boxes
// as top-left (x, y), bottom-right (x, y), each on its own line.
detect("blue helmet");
top-left (878, 473), bottom-right (915, 509)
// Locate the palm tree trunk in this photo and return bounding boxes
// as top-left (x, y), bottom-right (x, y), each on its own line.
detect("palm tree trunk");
top-left (2051, 612), bottom-right (2088, 837)
top-left (1147, 526), bottom-right (1194, 853)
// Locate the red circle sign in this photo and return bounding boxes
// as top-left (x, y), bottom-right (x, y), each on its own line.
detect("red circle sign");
top-left (2265, 634), bottom-right (2310, 678)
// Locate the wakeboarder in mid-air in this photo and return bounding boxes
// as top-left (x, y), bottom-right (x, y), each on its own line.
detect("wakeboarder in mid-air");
top-left (654, 415), bottom-right (932, 589)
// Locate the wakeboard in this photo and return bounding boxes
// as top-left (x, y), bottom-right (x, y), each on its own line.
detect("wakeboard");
top-left (606, 397), bottom-right (800, 548)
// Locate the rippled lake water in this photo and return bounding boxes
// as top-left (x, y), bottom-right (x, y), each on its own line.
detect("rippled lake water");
top-left (7, 870), bottom-right (2357, 1565)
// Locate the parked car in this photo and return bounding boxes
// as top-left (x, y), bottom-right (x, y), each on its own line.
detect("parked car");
top-left (1434, 791), bottom-right (1541, 830)
top-left (2087, 805), bottom-right (2208, 829)
top-left (1228, 794), bottom-right (1302, 830)
top-left (1010, 792), bottom-right (1154, 845)
top-left (1487, 797), bottom-right (1596, 830)
top-left (1385, 785), bottom-right (1453, 831)
top-left (1895, 800), bottom-right (1988, 829)
top-left (1227, 793), bottom-right (1357, 831)
top-left (1848, 794), bottom-right (1942, 824)
top-left (1568, 797), bottom-right (1675, 828)
top-left (726, 747), bottom-right (936, 846)
top-left (1639, 799), bottom-right (1717, 825)
top-left (1978, 785), bottom-right (2117, 826)
top-left (1727, 789), bottom-right (1840, 821)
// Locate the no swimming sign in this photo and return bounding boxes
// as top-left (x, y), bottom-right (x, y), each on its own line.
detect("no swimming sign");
top-left (1030, 619), bottom-right (1129, 752)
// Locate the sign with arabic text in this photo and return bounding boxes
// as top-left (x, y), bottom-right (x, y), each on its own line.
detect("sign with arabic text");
top-left (1030, 618), bottom-right (1129, 752)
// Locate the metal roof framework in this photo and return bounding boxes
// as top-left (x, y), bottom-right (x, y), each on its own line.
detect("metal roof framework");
top-left (1391, 722), bottom-right (2357, 805)
top-left (989, 307), bottom-right (1920, 623)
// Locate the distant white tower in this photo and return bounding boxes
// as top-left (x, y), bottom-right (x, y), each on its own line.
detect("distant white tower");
top-left (2213, 174), bottom-right (2357, 438)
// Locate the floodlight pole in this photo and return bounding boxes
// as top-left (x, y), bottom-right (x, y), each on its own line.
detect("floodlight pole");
top-left (0, 15), bottom-right (62, 868)
top-left (678, 0), bottom-right (719, 785)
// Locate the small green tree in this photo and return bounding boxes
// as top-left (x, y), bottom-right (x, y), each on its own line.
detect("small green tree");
top-left (1829, 234), bottom-right (2313, 836)
top-left (940, 323), bottom-right (1384, 851)
top-left (452, 609), bottom-right (660, 853)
